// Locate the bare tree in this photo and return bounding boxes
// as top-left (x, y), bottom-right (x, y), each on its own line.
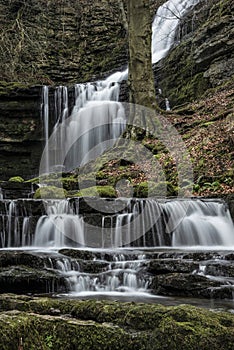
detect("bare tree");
top-left (126, 0), bottom-right (157, 109)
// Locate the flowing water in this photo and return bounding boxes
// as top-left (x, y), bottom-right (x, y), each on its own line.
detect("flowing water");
top-left (151, 0), bottom-right (201, 63)
top-left (0, 197), bottom-right (233, 297)
top-left (4, 0), bottom-right (230, 300)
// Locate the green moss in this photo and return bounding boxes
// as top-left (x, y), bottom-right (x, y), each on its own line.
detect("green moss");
top-left (8, 176), bottom-right (24, 183)
top-left (25, 177), bottom-right (39, 184)
top-left (171, 73), bottom-right (210, 106)
top-left (61, 176), bottom-right (78, 191)
top-left (72, 186), bottom-right (117, 198)
top-left (0, 296), bottom-right (234, 350)
top-left (134, 181), bottom-right (177, 198)
top-left (34, 186), bottom-right (67, 199)
top-left (0, 81), bottom-right (28, 96)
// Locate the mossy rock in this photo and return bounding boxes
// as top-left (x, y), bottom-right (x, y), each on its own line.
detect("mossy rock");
top-left (1, 296), bottom-right (234, 349)
top-left (134, 181), bottom-right (177, 198)
top-left (25, 177), bottom-right (39, 184)
top-left (72, 186), bottom-right (117, 198)
top-left (8, 176), bottom-right (24, 183)
top-left (34, 186), bottom-right (67, 199)
top-left (61, 176), bottom-right (78, 191)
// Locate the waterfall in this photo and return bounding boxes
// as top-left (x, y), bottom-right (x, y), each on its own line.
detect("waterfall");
top-left (41, 86), bottom-right (49, 173)
top-left (0, 197), bottom-right (233, 296)
top-left (168, 200), bottom-right (234, 247)
top-left (52, 251), bottom-right (149, 296)
top-left (41, 75), bottom-right (127, 173)
top-left (152, 0), bottom-right (201, 63)
top-left (41, 0), bottom-right (201, 173)
top-left (1, 198), bottom-right (233, 250)
top-left (33, 199), bottom-right (84, 248)
top-left (5, 0), bottom-right (227, 298)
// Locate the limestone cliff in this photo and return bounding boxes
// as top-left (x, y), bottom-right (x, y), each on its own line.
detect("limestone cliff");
top-left (154, 0), bottom-right (234, 107)
top-left (0, 0), bottom-right (127, 85)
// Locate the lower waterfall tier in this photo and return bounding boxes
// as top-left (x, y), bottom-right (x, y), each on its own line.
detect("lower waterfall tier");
top-left (0, 198), bottom-right (233, 249)
top-left (1, 248), bottom-right (234, 300)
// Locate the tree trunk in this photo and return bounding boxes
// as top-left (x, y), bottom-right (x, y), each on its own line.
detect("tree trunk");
top-left (127, 0), bottom-right (157, 109)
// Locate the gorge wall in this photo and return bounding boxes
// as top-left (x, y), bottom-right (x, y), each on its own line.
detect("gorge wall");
top-left (154, 0), bottom-right (234, 107)
top-left (0, 0), bottom-right (233, 179)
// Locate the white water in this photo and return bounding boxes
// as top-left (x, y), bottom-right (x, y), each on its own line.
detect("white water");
top-left (151, 0), bottom-right (201, 63)
top-left (0, 197), bottom-right (233, 296)
top-left (0, 198), bottom-right (231, 250)
top-left (169, 201), bottom-right (234, 247)
top-left (53, 251), bottom-right (149, 295)
top-left (33, 200), bottom-right (84, 248)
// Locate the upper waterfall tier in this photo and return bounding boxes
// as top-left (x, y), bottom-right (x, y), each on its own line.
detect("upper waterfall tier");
top-left (152, 0), bottom-right (201, 63)
top-left (41, 0), bottom-right (201, 173)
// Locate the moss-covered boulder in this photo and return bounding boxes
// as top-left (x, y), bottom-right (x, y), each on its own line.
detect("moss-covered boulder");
top-left (134, 181), bottom-right (177, 197)
top-left (8, 176), bottom-right (24, 183)
top-left (0, 295), bottom-right (234, 349)
top-left (72, 186), bottom-right (117, 198)
top-left (34, 186), bottom-right (68, 199)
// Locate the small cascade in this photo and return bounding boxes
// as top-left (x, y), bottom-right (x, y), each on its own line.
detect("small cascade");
top-left (167, 200), bottom-right (234, 247)
top-left (33, 200), bottom-right (84, 248)
top-left (152, 0), bottom-right (201, 63)
top-left (0, 199), bottom-right (41, 247)
top-left (54, 86), bottom-right (69, 125)
top-left (51, 251), bottom-right (149, 295)
top-left (165, 98), bottom-right (171, 111)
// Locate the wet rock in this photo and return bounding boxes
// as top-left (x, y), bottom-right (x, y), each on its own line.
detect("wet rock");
top-left (0, 181), bottom-right (38, 199)
top-left (150, 272), bottom-right (233, 298)
top-left (0, 266), bottom-right (67, 294)
top-left (204, 261), bottom-right (234, 277)
top-left (0, 251), bottom-right (45, 269)
top-left (147, 259), bottom-right (199, 274)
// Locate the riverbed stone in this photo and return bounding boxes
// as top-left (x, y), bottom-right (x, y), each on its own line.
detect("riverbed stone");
top-left (150, 272), bottom-right (234, 298)
top-left (0, 266), bottom-right (67, 294)
top-left (0, 295), bottom-right (234, 349)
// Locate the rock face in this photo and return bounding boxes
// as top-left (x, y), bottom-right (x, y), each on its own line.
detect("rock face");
top-left (0, 0), bottom-right (127, 85)
top-left (0, 85), bottom-right (43, 179)
top-left (154, 0), bottom-right (234, 107)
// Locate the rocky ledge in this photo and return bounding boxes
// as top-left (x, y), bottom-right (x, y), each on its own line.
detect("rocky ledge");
top-left (0, 294), bottom-right (234, 349)
top-left (1, 249), bottom-right (234, 299)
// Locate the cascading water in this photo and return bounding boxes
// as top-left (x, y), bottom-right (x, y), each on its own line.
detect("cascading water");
top-left (41, 0), bottom-right (201, 173)
top-left (4, 0), bottom-right (231, 299)
top-left (151, 0), bottom-right (201, 63)
top-left (0, 197), bottom-right (233, 296)
top-left (1, 198), bottom-right (233, 250)
top-left (33, 200), bottom-right (84, 248)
